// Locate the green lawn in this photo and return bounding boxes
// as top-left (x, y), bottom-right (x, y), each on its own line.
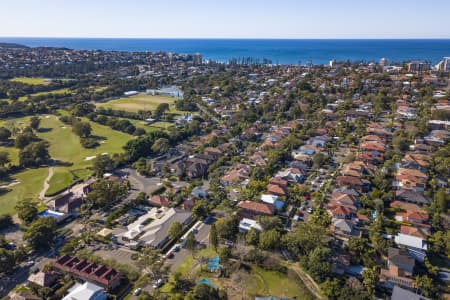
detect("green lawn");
top-left (245, 267), bottom-right (313, 299)
top-left (97, 94), bottom-right (180, 114)
top-left (18, 88), bottom-right (72, 101)
top-left (10, 77), bottom-right (50, 85)
top-left (0, 168), bottom-right (49, 214)
top-left (0, 114), bottom-right (135, 213)
top-left (125, 118), bottom-right (174, 133)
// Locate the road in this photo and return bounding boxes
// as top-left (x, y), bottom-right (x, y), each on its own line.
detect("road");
top-left (166, 220), bottom-right (212, 272)
top-left (195, 103), bottom-right (221, 123)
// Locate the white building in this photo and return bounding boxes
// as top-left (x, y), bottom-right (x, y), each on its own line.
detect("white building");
top-left (239, 218), bottom-right (263, 233)
top-left (63, 282), bottom-right (107, 300)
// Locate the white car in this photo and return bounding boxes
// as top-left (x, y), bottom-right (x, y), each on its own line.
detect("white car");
top-left (153, 279), bottom-right (164, 289)
top-left (133, 288), bottom-right (142, 296)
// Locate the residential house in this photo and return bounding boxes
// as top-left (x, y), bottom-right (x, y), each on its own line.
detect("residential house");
top-left (391, 285), bottom-right (429, 300)
top-left (380, 248), bottom-right (415, 289)
top-left (276, 168), bottom-right (306, 183)
top-left (28, 270), bottom-right (59, 288)
top-left (266, 184), bottom-right (287, 196)
top-left (238, 218), bottom-right (263, 233)
top-left (331, 219), bottom-right (359, 237)
top-left (237, 201), bottom-right (275, 219)
top-left (336, 176), bottom-right (370, 192)
top-left (148, 195), bottom-right (169, 207)
top-left (395, 189), bottom-right (430, 206)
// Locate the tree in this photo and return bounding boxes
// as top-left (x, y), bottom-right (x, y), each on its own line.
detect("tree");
top-left (245, 228), bottom-right (259, 246)
top-left (151, 138), bottom-right (170, 154)
top-left (72, 120), bottom-right (92, 138)
top-left (0, 127), bottom-right (11, 142)
top-left (186, 283), bottom-right (226, 300)
top-left (24, 217), bottom-right (57, 251)
top-left (209, 223), bottom-right (218, 250)
top-left (312, 153), bottom-right (328, 168)
top-left (362, 266), bottom-right (379, 295)
top-left (0, 151), bottom-right (10, 167)
top-left (169, 221), bottom-right (183, 241)
top-left (257, 216), bottom-right (283, 231)
top-left (86, 179), bottom-right (128, 208)
top-left (258, 229), bottom-right (281, 250)
top-left (192, 200), bottom-right (209, 220)
top-left (185, 232), bottom-right (196, 256)
top-left (0, 248), bottom-right (15, 274)
top-left (15, 199), bottom-right (38, 225)
top-left (429, 230), bottom-right (450, 257)
top-left (14, 128), bottom-right (39, 149)
top-left (154, 103), bottom-right (170, 120)
top-left (415, 275), bottom-right (437, 298)
top-left (19, 141), bottom-right (50, 167)
top-left (303, 246), bottom-right (332, 282)
top-left (92, 154), bottom-right (114, 177)
top-left (30, 116), bottom-right (41, 130)
top-left (0, 214), bottom-right (13, 229)
top-left (215, 216), bottom-right (238, 241)
top-left (137, 248), bottom-right (165, 277)
top-left (282, 222), bottom-right (329, 257)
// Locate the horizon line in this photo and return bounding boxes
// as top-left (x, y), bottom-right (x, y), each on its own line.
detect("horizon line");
top-left (2, 36), bottom-right (450, 40)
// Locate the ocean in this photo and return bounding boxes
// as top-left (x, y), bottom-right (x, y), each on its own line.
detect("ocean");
top-left (1, 37), bottom-right (449, 65)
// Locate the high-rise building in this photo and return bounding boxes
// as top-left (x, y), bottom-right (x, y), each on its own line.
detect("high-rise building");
top-left (379, 57), bottom-right (388, 67)
top-left (193, 53), bottom-right (202, 65)
top-left (406, 61), bottom-right (430, 72)
top-left (435, 57), bottom-right (450, 72)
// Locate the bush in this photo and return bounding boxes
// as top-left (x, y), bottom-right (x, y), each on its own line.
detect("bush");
top-left (80, 137), bottom-right (99, 149)
top-left (0, 214), bottom-right (13, 229)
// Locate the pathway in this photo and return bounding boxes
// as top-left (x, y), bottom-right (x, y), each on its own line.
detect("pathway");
top-left (290, 264), bottom-right (324, 300)
top-left (39, 166), bottom-right (54, 200)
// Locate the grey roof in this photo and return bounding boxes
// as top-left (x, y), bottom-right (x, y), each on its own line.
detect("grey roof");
top-left (140, 208), bottom-right (192, 248)
top-left (388, 248), bottom-right (415, 268)
top-left (332, 187), bottom-right (360, 196)
top-left (333, 219), bottom-right (354, 232)
top-left (396, 189), bottom-right (430, 205)
top-left (391, 285), bottom-right (429, 300)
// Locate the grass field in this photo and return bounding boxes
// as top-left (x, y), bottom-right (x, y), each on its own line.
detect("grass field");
top-left (125, 118), bottom-right (174, 133)
top-left (18, 88), bottom-right (72, 101)
top-left (0, 168), bottom-right (49, 215)
top-left (97, 94), bottom-right (181, 114)
top-left (10, 77), bottom-right (50, 85)
top-left (0, 114), bottom-right (135, 214)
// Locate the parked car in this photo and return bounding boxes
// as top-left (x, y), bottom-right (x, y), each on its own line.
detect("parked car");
top-left (173, 244), bottom-right (181, 252)
top-left (165, 251), bottom-right (174, 259)
top-left (133, 288), bottom-right (142, 296)
top-left (153, 278), bottom-right (164, 289)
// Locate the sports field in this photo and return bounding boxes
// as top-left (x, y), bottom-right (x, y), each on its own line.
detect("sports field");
top-left (97, 94), bottom-right (180, 113)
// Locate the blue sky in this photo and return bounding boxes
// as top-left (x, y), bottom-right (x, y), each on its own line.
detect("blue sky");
top-left (1, 0), bottom-right (449, 38)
